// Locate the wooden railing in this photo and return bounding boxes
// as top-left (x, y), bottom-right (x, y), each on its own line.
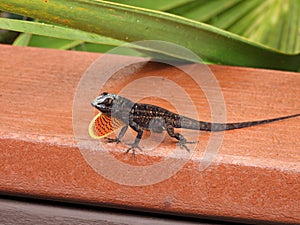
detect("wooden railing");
top-left (0, 44), bottom-right (299, 224)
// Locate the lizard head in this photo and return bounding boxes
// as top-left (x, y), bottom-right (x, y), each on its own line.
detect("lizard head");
top-left (91, 92), bottom-right (117, 115)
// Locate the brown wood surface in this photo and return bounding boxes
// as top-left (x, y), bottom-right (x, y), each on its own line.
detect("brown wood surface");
top-left (0, 44), bottom-right (299, 224)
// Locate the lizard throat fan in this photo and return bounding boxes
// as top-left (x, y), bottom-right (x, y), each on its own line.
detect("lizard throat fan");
top-left (88, 112), bottom-right (124, 139)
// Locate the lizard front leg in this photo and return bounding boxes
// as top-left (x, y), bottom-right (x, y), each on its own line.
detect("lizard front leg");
top-left (126, 122), bottom-right (144, 158)
top-left (166, 124), bottom-right (196, 152)
top-left (106, 125), bottom-right (128, 143)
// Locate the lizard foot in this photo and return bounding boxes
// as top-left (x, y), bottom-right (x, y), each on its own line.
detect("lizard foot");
top-left (125, 144), bottom-right (143, 159)
top-left (177, 140), bottom-right (199, 152)
top-left (105, 137), bottom-right (121, 144)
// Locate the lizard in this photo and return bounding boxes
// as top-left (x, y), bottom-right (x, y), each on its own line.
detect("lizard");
top-left (89, 92), bottom-right (300, 157)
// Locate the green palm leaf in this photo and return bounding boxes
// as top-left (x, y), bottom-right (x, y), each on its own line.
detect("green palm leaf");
top-left (0, 0), bottom-right (299, 71)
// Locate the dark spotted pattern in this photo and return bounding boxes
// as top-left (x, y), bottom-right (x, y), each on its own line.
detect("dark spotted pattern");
top-left (91, 92), bottom-right (300, 157)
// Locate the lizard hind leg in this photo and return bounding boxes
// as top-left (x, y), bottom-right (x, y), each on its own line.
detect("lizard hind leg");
top-left (166, 125), bottom-right (197, 152)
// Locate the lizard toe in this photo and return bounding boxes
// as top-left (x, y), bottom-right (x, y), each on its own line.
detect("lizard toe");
top-left (105, 137), bottom-right (121, 143)
top-left (124, 144), bottom-right (143, 159)
top-left (176, 141), bottom-right (190, 152)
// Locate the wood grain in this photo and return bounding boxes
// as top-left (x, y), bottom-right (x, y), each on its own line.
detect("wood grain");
top-left (0, 44), bottom-right (299, 224)
top-left (0, 197), bottom-right (208, 225)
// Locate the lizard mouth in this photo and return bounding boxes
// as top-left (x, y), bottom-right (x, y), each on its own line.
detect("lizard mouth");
top-left (91, 100), bottom-right (98, 108)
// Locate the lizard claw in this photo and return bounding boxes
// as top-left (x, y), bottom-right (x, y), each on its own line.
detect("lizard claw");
top-left (105, 137), bottom-right (121, 144)
top-left (177, 142), bottom-right (191, 152)
top-left (186, 140), bottom-right (199, 144)
top-left (125, 144), bottom-right (143, 159)
top-left (176, 140), bottom-right (198, 152)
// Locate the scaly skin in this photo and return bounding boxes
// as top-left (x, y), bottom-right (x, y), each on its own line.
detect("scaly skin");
top-left (91, 92), bottom-right (300, 157)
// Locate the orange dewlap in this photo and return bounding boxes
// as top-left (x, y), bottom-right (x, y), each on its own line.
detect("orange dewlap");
top-left (88, 112), bottom-right (123, 139)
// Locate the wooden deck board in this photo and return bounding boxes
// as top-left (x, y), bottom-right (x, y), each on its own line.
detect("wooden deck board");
top-left (0, 44), bottom-right (299, 224)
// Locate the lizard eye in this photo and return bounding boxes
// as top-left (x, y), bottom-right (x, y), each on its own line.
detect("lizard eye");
top-left (104, 98), bottom-right (113, 106)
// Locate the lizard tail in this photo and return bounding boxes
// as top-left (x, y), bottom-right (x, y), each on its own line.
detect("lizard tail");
top-left (179, 113), bottom-right (300, 131)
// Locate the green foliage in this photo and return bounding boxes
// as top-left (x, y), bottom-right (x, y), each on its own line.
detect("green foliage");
top-left (0, 0), bottom-right (299, 71)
